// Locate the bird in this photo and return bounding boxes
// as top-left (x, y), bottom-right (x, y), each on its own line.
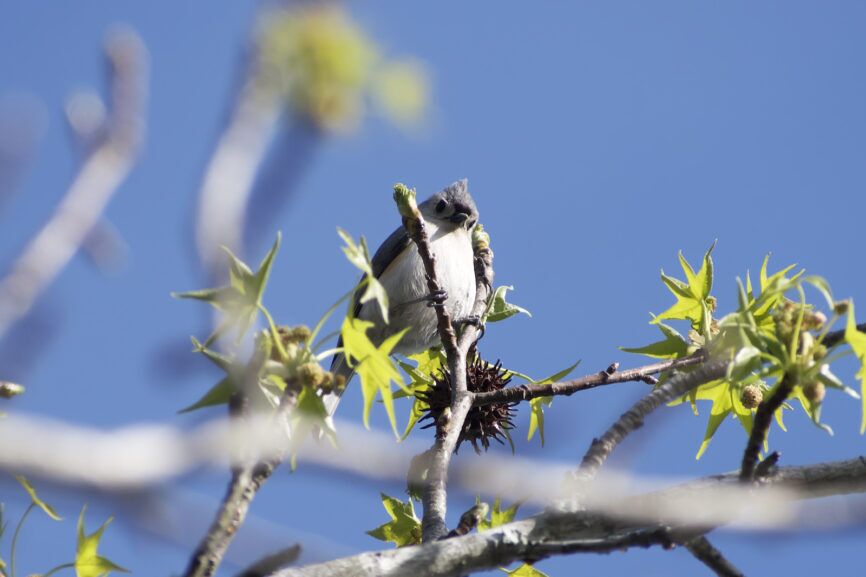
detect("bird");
top-left (325, 178), bottom-right (480, 416)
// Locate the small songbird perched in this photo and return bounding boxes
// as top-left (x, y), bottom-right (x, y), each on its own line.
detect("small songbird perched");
top-left (326, 178), bottom-right (480, 415)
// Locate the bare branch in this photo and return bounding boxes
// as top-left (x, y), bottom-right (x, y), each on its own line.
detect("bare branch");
top-left (473, 352), bottom-right (706, 407)
top-left (0, 26), bottom-right (147, 339)
top-left (683, 536), bottom-right (745, 577)
top-left (575, 358), bottom-right (730, 482)
top-left (235, 545), bottom-right (302, 577)
top-left (182, 373), bottom-right (303, 577)
top-left (740, 374), bottom-right (796, 482)
top-left (393, 183), bottom-right (494, 541)
top-left (274, 457), bottom-right (866, 577)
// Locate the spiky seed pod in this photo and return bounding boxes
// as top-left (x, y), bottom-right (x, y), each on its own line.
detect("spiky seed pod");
top-left (418, 357), bottom-right (517, 454)
top-left (741, 384), bottom-right (763, 409)
top-left (803, 381), bottom-right (826, 405)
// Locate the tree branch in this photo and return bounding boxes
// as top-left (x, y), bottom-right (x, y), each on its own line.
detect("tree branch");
top-left (683, 536), bottom-right (745, 577)
top-left (274, 457), bottom-right (866, 577)
top-left (473, 352), bottom-right (706, 407)
top-left (182, 373), bottom-right (303, 577)
top-left (393, 183), bottom-right (493, 541)
top-left (0, 26), bottom-right (147, 339)
top-left (575, 358), bottom-right (730, 483)
top-left (740, 374), bottom-right (796, 482)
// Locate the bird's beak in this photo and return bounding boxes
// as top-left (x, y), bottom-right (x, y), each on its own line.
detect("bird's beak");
top-left (450, 212), bottom-right (470, 227)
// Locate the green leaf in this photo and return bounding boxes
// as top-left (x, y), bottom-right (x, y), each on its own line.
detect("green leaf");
top-left (174, 234), bottom-right (282, 345)
top-left (289, 386), bottom-right (337, 468)
top-left (653, 243), bottom-right (716, 333)
top-left (478, 497), bottom-right (519, 531)
top-left (484, 286), bottom-right (532, 323)
top-left (75, 506), bottom-right (129, 577)
top-left (366, 493), bottom-right (421, 547)
top-left (524, 361), bottom-right (579, 445)
top-left (178, 377), bottom-right (235, 414)
top-left (621, 321), bottom-right (689, 359)
top-left (341, 317), bottom-right (409, 435)
top-left (527, 396), bottom-right (552, 444)
top-left (15, 475), bottom-right (62, 521)
top-left (500, 564), bottom-right (549, 576)
top-left (338, 228), bottom-right (390, 324)
top-left (844, 301), bottom-right (866, 433)
top-left (398, 349), bottom-right (446, 439)
top-left (695, 382), bottom-right (733, 459)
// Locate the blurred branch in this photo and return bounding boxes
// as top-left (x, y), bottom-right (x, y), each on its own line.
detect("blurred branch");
top-left (194, 54), bottom-right (283, 274)
top-left (0, 26), bottom-right (147, 339)
top-left (274, 457), bottom-right (866, 577)
top-left (3, 410), bottom-right (866, 532)
top-left (0, 95), bottom-right (47, 213)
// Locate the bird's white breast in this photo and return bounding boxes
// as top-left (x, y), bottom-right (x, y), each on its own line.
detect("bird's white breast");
top-left (366, 221), bottom-right (476, 355)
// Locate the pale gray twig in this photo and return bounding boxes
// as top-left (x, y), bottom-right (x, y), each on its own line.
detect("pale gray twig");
top-left (0, 26), bottom-right (147, 339)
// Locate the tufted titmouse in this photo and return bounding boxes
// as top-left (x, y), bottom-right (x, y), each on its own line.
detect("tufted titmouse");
top-left (326, 179), bottom-right (480, 415)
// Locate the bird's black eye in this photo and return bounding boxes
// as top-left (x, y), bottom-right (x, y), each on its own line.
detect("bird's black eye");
top-left (435, 199), bottom-right (447, 213)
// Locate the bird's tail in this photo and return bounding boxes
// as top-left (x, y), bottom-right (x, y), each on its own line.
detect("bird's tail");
top-left (324, 351), bottom-right (355, 416)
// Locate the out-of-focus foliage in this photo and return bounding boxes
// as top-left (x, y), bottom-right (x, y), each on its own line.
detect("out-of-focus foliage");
top-left (15, 475), bottom-right (62, 521)
top-left (259, 4), bottom-right (428, 133)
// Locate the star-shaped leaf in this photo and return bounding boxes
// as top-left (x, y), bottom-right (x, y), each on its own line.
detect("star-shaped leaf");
top-left (621, 320), bottom-right (689, 359)
top-left (340, 317), bottom-right (409, 435)
top-left (652, 242), bottom-right (715, 332)
top-left (174, 233), bottom-right (282, 346)
top-left (338, 228), bottom-right (390, 323)
top-left (366, 493), bottom-right (421, 547)
top-left (845, 301), bottom-right (866, 433)
top-left (478, 497), bottom-right (519, 531)
top-left (484, 286), bottom-right (532, 323)
top-left (397, 349), bottom-right (446, 439)
top-left (75, 506), bottom-right (129, 577)
top-left (16, 475), bottom-right (62, 521)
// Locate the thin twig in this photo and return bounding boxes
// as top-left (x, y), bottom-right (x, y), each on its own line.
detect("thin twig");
top-left (473, 352), bottom-right (706, 407)
top-left (739, 374), bottom-right (796, 482)
top-left (182, 373), bottom-right (302, 577)
top-left (575, 359), bottom-right (730, 482)
top-left (0, 26), bottom-right (147, 339)
top-left (393, 183), bottom-right (493, 541)
top-left (683, 536), bottom-right (745, 577)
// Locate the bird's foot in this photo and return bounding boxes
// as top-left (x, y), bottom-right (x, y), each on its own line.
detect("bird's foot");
top-left (455, 314), bottom-right (485, 341)
top-left (425, 289), bottom-right (448, 308)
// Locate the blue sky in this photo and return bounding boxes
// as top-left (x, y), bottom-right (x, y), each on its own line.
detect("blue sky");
top-left (2, 1), bottom-right (865, 576)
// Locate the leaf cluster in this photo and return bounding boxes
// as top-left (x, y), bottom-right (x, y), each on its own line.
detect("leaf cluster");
top-left (624, 244), bottom-right (866, 457)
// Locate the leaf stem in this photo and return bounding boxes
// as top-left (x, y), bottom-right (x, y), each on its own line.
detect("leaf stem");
top-left (258, 303), bottom-right (288, 362)
top-left (10, 503), bottom-right (35, 577)
top-left (40, 562), bottom-right (75, 577)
